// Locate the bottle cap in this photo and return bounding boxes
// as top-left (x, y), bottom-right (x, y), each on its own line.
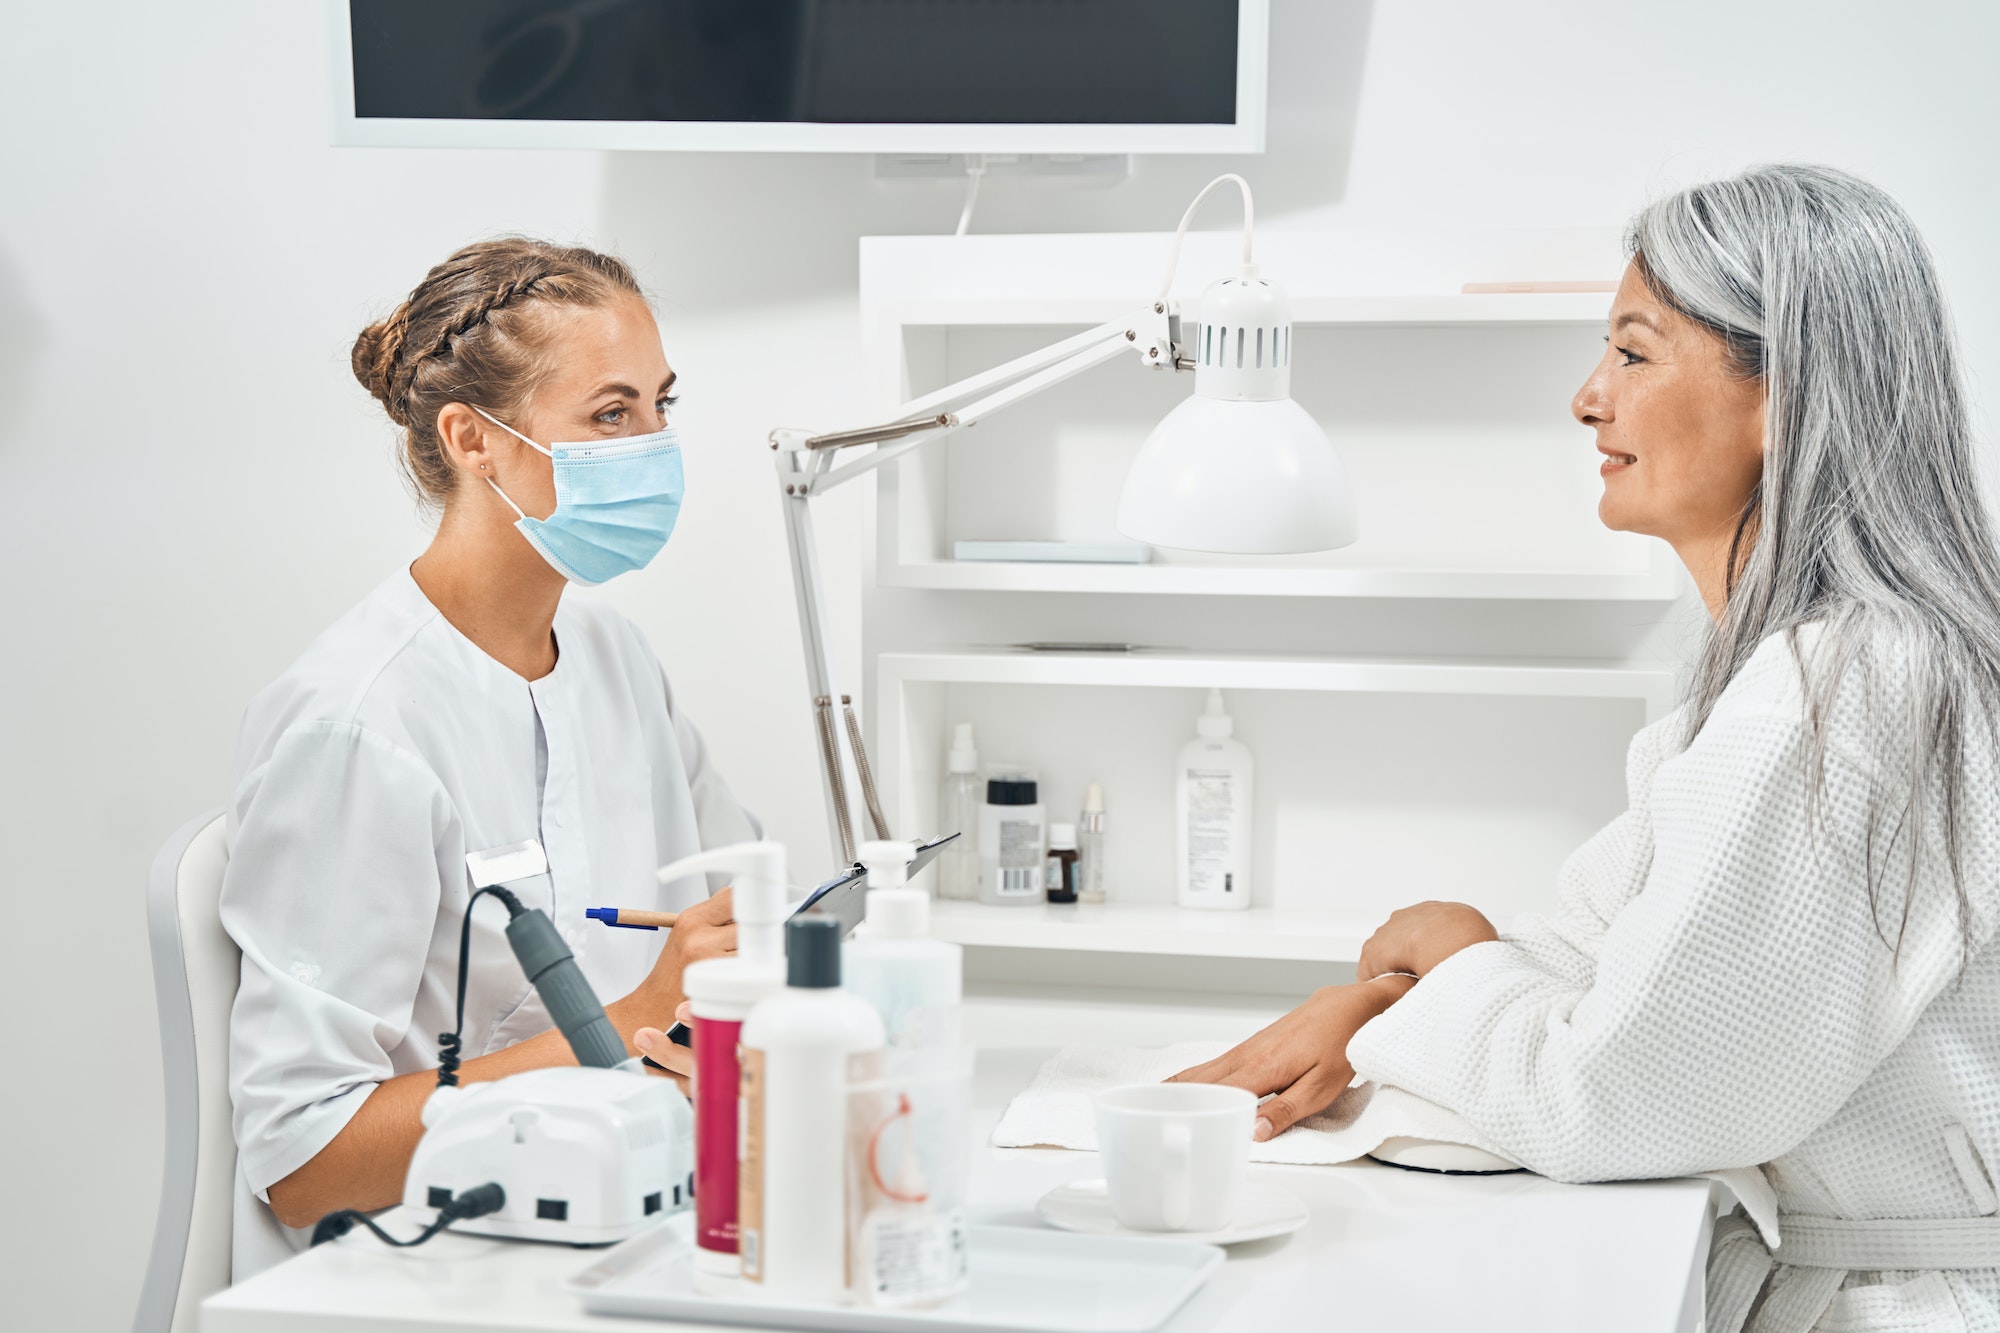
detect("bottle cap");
top-left (785, 916), bottom-right (843, 988)
top-left (1048, 823), bottom-right (1077, 851)
top-left (864, 887), bottom-right (929, 938)
top-left (1082, 783), bottom-right (1104, 813)
top-left (985, 776), bottom-right (1039, 806)
top-left (948, 723), bottom-right (979, 775)
top-left (1196, 687), bottom-right (1234, 739)
top-left (859, 839), bottom-right (916, 889)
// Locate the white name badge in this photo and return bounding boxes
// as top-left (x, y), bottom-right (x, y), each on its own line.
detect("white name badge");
top-left (465, 839), bottom-right (549, 888)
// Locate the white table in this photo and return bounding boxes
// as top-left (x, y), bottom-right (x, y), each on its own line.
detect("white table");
top-left (203, 1047), bottom-right (1716, 1332)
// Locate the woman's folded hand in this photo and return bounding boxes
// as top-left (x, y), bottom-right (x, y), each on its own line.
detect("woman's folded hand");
top-left (1167, 976), bottom-right (1416, 1142)
top-left (1357, 901), bottom-right (1498, 982)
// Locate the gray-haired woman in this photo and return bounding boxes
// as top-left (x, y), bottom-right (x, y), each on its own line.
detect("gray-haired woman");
top-left (1175, 165), bottom-right (2000, 1331)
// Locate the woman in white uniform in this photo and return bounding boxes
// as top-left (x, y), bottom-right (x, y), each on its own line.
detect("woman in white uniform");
top-left (1176, 166), bottom-right (2000, 1330)
top-left (222, 239), bottom-right (741, 1276)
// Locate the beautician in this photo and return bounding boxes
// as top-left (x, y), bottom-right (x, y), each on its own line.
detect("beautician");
top-left (1177, 166), bottom-right (2000, 1330)
top-left (220, 240), bottom-right (740, 1277)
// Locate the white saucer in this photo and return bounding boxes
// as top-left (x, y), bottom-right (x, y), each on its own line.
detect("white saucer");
top-left (1036, 1178), bottom-right (1309, 1246)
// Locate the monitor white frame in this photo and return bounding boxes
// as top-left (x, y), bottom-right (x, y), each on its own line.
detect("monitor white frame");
top-left (327, 0), bottom-right (1267, 153)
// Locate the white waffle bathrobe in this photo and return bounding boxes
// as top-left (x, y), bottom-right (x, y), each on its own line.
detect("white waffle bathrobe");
top-left (1348, 628), bottom-right (2000, 1332)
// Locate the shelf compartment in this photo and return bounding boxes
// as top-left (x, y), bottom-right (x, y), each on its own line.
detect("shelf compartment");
top-left (877, 650), bottom-right (1672, 959)
top-left (861, 231), bottom-right (1680, 602)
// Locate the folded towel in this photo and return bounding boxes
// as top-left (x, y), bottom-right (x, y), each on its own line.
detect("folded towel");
top-left (989, 1042), bottom-right (1520, 1167)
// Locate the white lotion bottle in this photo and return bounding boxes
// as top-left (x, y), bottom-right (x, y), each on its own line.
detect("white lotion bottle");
top-left (977, 768), bottom-right (1045, 906)
top-left (650, 842), bottom-right (790, 1282)
top-left (846, 841), bottom-right (964, 1061)
top-left (845, 841), bottom-right (972, 1308)
top-left (738, 916), bottom-right (886, 1303)
top-left (936, 725), bottom-right (980, 901)
top-left (1176, 689), bottom-right (1254, 911)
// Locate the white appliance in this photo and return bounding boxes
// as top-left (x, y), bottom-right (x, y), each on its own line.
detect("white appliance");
top-left (328, 0), bottom-right (1267, 154)
top-left (402, 1066), bottom-right (693, 1245)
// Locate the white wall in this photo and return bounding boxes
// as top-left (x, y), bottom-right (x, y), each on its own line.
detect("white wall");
top-left (2, 2), bottom-right (1994, 1329)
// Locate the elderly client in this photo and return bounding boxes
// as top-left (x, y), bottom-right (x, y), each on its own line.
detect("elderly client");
top-left (1175, 165), bottom-right (2000, 1331)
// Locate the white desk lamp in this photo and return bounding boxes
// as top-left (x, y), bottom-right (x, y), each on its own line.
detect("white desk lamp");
top-left (772, 175), bottom-right (1359, 866)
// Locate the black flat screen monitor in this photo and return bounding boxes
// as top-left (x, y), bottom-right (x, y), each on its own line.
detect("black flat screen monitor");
top-left (335, 0), bottom-right (1267, 153)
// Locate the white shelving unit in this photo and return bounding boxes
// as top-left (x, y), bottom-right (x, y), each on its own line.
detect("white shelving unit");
top-left (854, 227), bottom-right (1687, 977)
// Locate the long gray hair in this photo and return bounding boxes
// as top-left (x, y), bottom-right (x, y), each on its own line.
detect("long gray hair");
top-left (1629, 163), bottom-right (2000, 951)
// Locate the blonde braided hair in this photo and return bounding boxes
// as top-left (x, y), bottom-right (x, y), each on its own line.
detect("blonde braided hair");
top-left (352, 238), bottom-right (643, 507)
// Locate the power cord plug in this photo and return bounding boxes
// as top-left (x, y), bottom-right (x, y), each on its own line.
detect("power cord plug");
top-left (309, 1182), bottom-right (507, 1249)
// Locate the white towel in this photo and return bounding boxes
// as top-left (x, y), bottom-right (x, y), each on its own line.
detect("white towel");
top-left (989, 1043), bottom-right (1783, 1246)
top-left (989, 1042), bottom-right (1520, 1167)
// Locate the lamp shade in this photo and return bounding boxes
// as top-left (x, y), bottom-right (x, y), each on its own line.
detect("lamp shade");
top-left (1115, 270), bottom-right (1358, 555)
top-left (1116, 395), bottom-right (1358, 554)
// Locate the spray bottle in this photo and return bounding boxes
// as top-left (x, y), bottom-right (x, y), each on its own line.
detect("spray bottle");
top-left (649, 841), bottom-right (790, 1282)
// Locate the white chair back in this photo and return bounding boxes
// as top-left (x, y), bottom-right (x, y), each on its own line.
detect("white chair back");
top-left (133, 811), bottom-right (234, 1333)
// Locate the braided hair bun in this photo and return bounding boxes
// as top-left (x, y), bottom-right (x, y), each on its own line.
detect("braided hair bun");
top-left (351, 238), bottom-right (643, 506)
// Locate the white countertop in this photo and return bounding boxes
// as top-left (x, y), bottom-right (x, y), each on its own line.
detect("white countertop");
top-left (202, 1046), bottom-right (1715, 1333)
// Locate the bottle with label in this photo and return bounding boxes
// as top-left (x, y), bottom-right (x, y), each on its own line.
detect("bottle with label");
top-left (738, 917), bottom-right (886, 1302)
top-left (1044, 824), bottom-right (1079, 904)
top-left (976, 768), bottom-right (1044, 907)
top-left (1175, 689), bottom-right (1253, 911)
top-left (936, 724), bottom-right (980, 901)
top-left (646, 842), bottom-right (791, 1282)
top-left (843, 841), bottom-right (972, 1310)
top-left (1077, 784), bottom-right (1106, 904)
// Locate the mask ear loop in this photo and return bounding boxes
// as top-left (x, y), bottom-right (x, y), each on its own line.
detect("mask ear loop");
top-left (469, 405), bottom-right (553, 520)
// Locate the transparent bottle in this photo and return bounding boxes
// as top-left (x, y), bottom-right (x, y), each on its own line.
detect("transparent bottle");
top-left (1077, 783), bottom-right (1106, 904)
top-left (936, 724), bottom-right (980, 901)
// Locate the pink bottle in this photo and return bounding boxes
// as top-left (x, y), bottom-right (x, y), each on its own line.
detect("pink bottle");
top-left (651, 842), bottom-right (790, 1281)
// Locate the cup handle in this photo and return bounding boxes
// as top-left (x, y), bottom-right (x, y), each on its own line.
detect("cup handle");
top-left (1162, 1121), bottom-right (1193, 1230)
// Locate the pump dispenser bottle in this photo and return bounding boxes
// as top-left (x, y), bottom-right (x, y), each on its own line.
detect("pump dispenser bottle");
top-left (650, 842), bottom-right (790, 1280)
top-left (739, 917), bottom-right (886, 1303)
top-left (1176, 690), bottom-right (1254, 910)
top-left (846, 840), bottom-right (964, 1063)
top-left (937, 725), bottom-right (980, 901)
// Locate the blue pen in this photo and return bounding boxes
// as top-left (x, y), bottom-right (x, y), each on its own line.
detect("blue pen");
top-left (584, 907), bottom-right (679, 931)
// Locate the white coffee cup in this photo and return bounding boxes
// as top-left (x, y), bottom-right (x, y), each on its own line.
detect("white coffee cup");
top-left (1092, 1083), bottom-right (1254, 1232)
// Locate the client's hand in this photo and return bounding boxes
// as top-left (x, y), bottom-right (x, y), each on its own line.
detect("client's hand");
top-left (634, 1003), bottom-right (696, 1095)
top-left (1357, 901), bottom-right (1498, 981)
top-left (1167, 976), bottom-right (1414, 1142)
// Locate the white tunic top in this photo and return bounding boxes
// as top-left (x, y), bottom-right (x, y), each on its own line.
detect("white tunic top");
top-left (220, 571), bottom-right (757, 1278)
top-left (1348, 629), bottom-right (2000, 1331)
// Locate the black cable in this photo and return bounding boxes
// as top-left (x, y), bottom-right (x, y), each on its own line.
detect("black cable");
top-left (309, 1182), bottom-right (507, 1248)
top-left (436, 885), bottom-right (526, 1087)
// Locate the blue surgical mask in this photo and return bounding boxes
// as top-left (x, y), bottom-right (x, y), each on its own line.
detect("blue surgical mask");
top-left (473, 407), bottom-right (685, 587)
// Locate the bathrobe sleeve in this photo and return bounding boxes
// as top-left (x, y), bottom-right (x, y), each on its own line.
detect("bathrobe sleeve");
top-left (1347, 701), bottom-right (1986, 1183)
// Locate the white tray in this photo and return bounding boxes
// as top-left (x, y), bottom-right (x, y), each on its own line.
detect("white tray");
top-left (565, 1219), bottom-right (1222, 1332)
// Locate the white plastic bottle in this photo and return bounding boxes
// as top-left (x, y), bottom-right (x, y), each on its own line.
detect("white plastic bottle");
top-left (1176, 690), bottom-right (1254, 911)
top-left (846, 841), bottom-right (964, 1061)
top-left (844, 841), bottom-right (971, 1310)
top-left (738, 916), bottom-right (886, 1302)
top-left (649, 842), bottom-right (790, 1281)
top-left (936, 724), bottom-right (980, 901)
top-left (977, 768), bottom-right (1045, 907)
